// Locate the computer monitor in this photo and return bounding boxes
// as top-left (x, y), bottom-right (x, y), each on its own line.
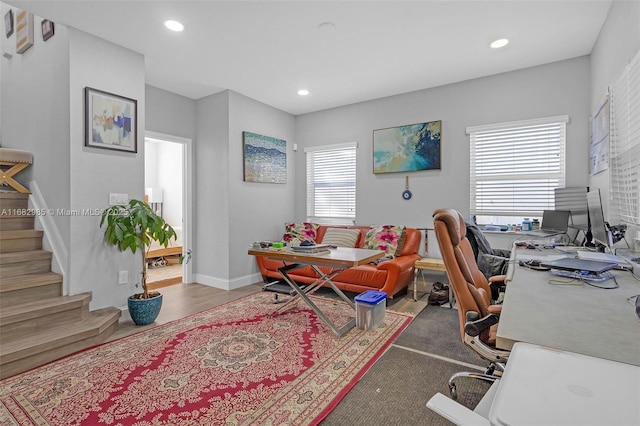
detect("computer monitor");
top-left (540, 210), bottom-right (570, 232)
top-left (586, 189), bottom-right (613, 252)
top-left (555, 187), bottom-right (589, 230)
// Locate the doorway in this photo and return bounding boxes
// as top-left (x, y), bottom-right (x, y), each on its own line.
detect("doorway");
top-left (143, 131), bottom-right (193, 289)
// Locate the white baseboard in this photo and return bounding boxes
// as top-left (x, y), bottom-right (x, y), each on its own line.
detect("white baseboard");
top-left (229, 272), bottom-right (263, 290)
top-left (194, 272), bottom-right (263, 290)
top-left (193, 274), bottom-right (228, 290)
top-left (28, 181), bottom-right (68, 291)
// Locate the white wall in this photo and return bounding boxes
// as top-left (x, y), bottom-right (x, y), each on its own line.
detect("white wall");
top-left (144, 139), bottom-right (183, 229)
top-left (144, 140), bottom-right (158, 187)
top-left (156, 141), bottom-right (183, 229)
top-left (295, 57), bottom-right (591, 256)
top-left (68, 29), bottom-right (145, 309)
top-left (589, 0), bottom-right (640, 248)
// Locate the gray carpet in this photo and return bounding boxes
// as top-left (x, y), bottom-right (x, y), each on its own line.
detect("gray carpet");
top-left (321, 302), bottom-right (492, 425)
top-left (393, 304), bottom-right (485, 367)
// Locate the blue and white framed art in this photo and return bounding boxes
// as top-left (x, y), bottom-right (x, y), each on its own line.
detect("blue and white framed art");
top-left (373, 120), bottom-right (441, 173)
top-left (243, 131), bottom-right (287, 183)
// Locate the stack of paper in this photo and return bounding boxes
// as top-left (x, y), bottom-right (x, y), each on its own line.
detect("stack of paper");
top-left (290, 244), bottom-right (332, 254)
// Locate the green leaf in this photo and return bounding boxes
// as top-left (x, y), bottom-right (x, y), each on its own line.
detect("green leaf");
top-left (99, 199), bottom-right (179, 264)
top-left (114, 223), bottom-right (125, 241)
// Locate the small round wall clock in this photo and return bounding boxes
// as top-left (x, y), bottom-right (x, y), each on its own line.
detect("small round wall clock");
top-left (402, 176), bottom-right (412, 200)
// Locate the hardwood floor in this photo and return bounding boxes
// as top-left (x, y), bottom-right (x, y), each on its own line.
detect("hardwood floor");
top-left (108, 282), bottom-right (264, 341)
top-left (108, 277), bottom-right (432, 341)
top-left (147, 261), bottom-right (183, 290)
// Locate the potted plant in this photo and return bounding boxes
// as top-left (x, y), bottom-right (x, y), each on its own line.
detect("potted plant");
top-left (100, 199), bottom-right (177, 325)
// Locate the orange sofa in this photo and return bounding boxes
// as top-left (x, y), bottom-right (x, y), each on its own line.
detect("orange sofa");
top-left (254, 225), bottom-right (422, 298)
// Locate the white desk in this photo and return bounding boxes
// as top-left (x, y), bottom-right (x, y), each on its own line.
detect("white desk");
top-left (489, 342), bottom-right (640, 426)
top-left (427, 342), bottom-right (640, 425)
top-left (498, 247), bottom-right (640, 366)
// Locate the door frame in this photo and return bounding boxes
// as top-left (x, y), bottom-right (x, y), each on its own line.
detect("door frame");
top-left (145, 130), bottom-right (194, 284)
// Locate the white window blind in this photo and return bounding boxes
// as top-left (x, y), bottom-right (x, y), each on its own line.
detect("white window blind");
top-left (468, 116), bottom-right (568, 217)
top-left (305, 142), bottom-right (357, 224)
top-left (610, 50), bottom-right (640, 226)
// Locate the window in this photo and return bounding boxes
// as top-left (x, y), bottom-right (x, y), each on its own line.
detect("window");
top-left (610, 50), bottom-right (640, 226)
top-left (468, 116), bottom-right (568, 222)
top-left (305, 142), bottom-right (357, 224)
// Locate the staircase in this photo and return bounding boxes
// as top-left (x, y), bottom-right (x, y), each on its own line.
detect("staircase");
top-left (0, 192), bottom-right (121, 379)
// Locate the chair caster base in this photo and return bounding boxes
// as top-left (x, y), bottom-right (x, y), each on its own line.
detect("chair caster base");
top-left (448, 383), bottom-right (458, 400)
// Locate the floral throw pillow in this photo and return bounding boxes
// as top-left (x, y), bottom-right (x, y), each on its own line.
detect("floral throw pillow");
top-left (282, 222), bottom-right (319, 243)
top-left (364, 225), bottom-right (406, 257)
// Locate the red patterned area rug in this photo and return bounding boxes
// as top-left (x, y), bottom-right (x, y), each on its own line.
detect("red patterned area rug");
top-left (0, 292), bottom-right (412, 425)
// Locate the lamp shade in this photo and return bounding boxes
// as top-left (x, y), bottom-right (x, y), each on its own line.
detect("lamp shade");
top-left (145, 187), bottom-right (163, 203)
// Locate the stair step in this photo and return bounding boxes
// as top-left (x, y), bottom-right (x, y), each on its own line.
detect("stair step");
top-left (0, 272), bottom-right (63, 308)
top-left (0, 271), bottom-right (62, 292)
top-left (0, 230), bottom-right (43, 253)
top-left (0, 215), bottom-right (35, 231)
top-left (0, 193), bottom-right (29, 210)
top-left (0, 249), bottom-right (51, 264)
top-left (0, 250), bottom-right (52, 277)
top-left (0, 293), bottom-right (92, 343)
top-left (0, 197), bottom-right (122, 379)
top-left (0, 307), bottom-right (121, 379)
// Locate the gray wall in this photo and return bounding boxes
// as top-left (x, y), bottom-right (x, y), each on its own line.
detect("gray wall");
top-left (228, 91), bottom-right (296, 284)
top-left (194, 91), bottom-right (231, 287)
top-left (1, 4), bottom-right (71, 246)
top-left (1, 11), bottom-right (147, 310)
top-left (145, 85), bottom-right (197, 141)
top-left (194, 90), bottom-right (296, 288)
top-left (294, 57), bottom-right (591, 254)
top-left (3, 1), bottom-right (638, 305)
top-left (67, 29), bottom-right (146, 309)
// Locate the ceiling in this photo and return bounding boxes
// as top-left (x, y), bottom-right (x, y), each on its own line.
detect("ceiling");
top-left (7, 1), bottom-right (612, 115)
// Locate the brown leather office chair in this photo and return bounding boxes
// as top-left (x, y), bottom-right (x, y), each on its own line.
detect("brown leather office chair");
top-left (432, 208), bottom-right (510, 400)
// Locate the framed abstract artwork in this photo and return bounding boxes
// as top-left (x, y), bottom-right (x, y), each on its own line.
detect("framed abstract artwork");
top-left (85, 87), bottom-right (137, 153)
top-left (243, 131), bottom-right (286, 183)
top-left (373, 120), bottom-right (442, 173)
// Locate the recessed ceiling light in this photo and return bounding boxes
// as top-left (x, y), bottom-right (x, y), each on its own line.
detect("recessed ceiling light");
top-left (298, 89), bottom-right (310, 96)
top-left (164, 20), bottom-right (184, 32)
top-left (490, 38), bottom-right (509, 49)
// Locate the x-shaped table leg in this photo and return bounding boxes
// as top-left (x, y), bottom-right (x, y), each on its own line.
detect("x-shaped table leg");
top-left (274, 263), bottom-right (356, 337)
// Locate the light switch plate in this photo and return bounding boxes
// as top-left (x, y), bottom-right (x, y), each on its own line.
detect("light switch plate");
top-left (109, 193), bottom-right (129, 206)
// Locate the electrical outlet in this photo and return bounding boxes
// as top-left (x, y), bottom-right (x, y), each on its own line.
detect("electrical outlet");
top-left (118, 270), bottom-right (128, 285)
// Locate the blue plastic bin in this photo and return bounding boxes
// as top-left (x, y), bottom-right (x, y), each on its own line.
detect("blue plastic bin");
top-left (354, 290), bottom-right (386, 330)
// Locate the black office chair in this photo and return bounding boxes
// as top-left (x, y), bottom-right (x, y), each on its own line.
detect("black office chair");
top-left (464, 220), bottom-right (511, 301)
top-left (465, 220), bottom-right (511, 278)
